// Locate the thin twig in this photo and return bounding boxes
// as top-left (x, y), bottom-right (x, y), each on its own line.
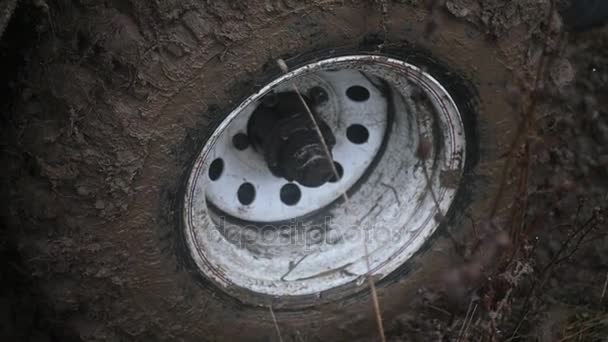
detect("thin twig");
top-left (489, 0), bottom-right (557, 221)
top-left (458, 298), bottom-right (475, 341)
top-left (276, 59), bottom-right (347, 203)
top-left (295, 330), bottom-right (305, 342)
top-left (558, 315), bottom-right (608, 342)
top-left (363, 240), bottom-right (386, 342)
top-left (376, 0), bottom-right (390, 50)
top-left (601, 271), bottom-right (608, 304)
top-left (276, 59), bottom-right (386, 342)
top-left (380, 182), bottom-right (401, 206)
top-left (509, 213), bottom-right (597, 339)
top-left (269, 305), bottom-right (284, 342)
top-left (463, 304), bottom-right (478, 341)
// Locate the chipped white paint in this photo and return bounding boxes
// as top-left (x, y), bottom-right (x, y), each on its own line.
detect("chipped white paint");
top-left (183, 55), bottom-right (466, 302)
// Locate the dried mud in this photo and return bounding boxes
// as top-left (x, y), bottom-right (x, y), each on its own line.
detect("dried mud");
top-left (1, 0), bottom-right (606, 341)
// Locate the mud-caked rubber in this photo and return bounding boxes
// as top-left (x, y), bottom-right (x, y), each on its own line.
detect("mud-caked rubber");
top-left (2, 1), bottom-right (524, 340)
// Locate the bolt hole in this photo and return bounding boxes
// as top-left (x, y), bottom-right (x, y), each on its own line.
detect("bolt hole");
top-left (232, 133), bottom-right (250, 150)
top-left (237, 183), bottom-right (256, 205)
top-left (346, 86), bottom-right (370, 102)
top-left (208, 158), bottom-right (224, 181)
top-left (346, 124), bottom-right (369, 144)
top-left (280, 183), bottom-right (301, 206)
top-left (329, 162), bottom-right (344, 183)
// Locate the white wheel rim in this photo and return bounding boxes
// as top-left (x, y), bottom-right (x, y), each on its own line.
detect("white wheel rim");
top-left (183, 55), bottom-right (466, 302)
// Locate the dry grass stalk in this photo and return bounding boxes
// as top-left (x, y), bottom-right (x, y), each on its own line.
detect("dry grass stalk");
top-left (275, 58), bottom-right (386, 342)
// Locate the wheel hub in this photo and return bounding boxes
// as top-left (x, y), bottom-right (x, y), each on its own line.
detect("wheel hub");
top-left (247, 91), bottom-right (337, 188)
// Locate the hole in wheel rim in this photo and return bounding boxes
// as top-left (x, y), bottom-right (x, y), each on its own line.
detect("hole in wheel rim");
top-left (280, 183), bottom-right (302, 206)
top-left (237, 183), bottom-right (255, 205)
top-left (346, 85), bottom-right (371, 102)
top-left (208, 158), bottom-right (224, 181)
top-left (346, 124), bottom-right (370, 144)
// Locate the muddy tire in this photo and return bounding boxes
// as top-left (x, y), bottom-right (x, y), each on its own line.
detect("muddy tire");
top-left (3, 1), bottom-right (521, 340)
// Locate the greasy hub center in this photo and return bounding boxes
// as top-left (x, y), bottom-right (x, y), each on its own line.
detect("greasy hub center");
top-left (248, 91), bottom-right (336, 188)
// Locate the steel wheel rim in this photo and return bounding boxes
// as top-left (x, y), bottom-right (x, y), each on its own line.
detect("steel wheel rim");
top-left (183, 55), bottom-right (466, 302)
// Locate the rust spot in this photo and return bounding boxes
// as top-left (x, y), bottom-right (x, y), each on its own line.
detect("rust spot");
top-left (416, 135), bottom-right (433, 160)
